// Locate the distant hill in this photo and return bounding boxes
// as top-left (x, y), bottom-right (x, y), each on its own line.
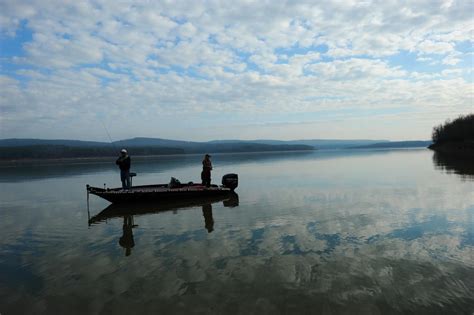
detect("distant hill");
top-left (194, 139), bottom-right (388, 149)
top-left (0, 137), bottom-right (430, 160)
top-left (0, 138), bottom-right (388, 150)
top-left (113, 137), bottom-right (197, 148)
top-left (0, 138), bottom-right (108, 147)
top-left (349, 141), bottom-right (432, 149)
top-left (0, 138), bottom-right (314, 160)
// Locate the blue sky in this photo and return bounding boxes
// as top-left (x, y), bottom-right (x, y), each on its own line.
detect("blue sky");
top-left (0, 0), bottom-right (472, 141)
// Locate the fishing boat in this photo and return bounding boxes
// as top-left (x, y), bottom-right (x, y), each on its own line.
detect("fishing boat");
top-left (87, 173), bottom-right (238, 204)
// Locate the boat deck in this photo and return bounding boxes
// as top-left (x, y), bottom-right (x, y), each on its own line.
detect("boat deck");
top-left (105, 185), bottom-right (223, 194)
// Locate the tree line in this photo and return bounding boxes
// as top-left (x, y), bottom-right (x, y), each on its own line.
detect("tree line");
top-left (432, 114), bottom-right (474, 144)
top-left (0, 143), bottom-right (314, 160)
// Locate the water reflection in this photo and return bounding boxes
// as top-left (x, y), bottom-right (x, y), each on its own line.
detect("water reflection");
top-left (89, 194), bottom-right (239, 256)
top-left (432, 151), bottom-right (474, 180)
top-left (202, 204), bottom-right (214, 233)
top-left (119, 216), bottom-right (136, 256)
top-left (1, 149), bottom-right (473, 314)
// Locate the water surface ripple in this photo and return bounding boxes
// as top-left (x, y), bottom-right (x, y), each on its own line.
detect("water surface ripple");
top-left (0, 149), bottom-right (473, 314)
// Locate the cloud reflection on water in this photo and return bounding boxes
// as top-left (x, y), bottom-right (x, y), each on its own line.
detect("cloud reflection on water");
top-left (0, 149), bottom-right (473, 314)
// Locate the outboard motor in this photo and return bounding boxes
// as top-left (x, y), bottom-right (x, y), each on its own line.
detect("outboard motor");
top-left (222, 173), bottom-right (238, 191)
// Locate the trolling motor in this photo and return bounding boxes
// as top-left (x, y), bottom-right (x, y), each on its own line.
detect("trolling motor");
top-left (222, 173), bottom-right (238, 191)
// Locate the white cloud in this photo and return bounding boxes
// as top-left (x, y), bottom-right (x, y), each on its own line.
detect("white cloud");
top-left (441, 52), bottom-right (462, 65)
top-left (417, 40), bottom-right (454, 55)
top-left (307, 58), bottom-right (406, 80)
top-left (0, 0), bottom-right (472, 140)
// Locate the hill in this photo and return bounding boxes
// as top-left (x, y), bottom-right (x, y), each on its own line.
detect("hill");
top-left (0, 138), bottom-right (314, 160)
top-left (0, 138), bottom-right (108, 147)
top-left (0, 137), bottom-right (389, 150)
top-left (0, 137), bottom-right (428, 160)
top-left (209, 139), bottom-right (387, 149)
top-left (349, 141), bottom-right (432, 149)
top-left (113, 137), bottom-right (197, 148)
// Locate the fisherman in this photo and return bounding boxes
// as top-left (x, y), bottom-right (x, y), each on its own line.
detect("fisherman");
top-left (116, 149), bottom-right (131, 189)
top-left (201, 154), bottom-right (212, 187)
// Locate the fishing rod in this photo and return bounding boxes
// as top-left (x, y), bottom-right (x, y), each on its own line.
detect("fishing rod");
top-left (99, 119), bottom-right (119, 154)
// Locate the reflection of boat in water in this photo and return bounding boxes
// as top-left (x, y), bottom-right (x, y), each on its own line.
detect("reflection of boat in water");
top-left (88, 193), bottom-right (239, 225)
top-left (87, 174), bottom-right (238, 203)
top-left (89, 193), bottom-right (239, 256)
top-left (433, 151), bottom-right (474, 179)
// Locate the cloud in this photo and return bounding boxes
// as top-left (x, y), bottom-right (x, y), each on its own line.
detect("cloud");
top-left (0, 0), bottom-right (472, 140)
top-left (441, 52), bottom-right (462, 65)
top-left (417, 40), bottom-right (454, 55)
top-left (306, 58), bottom-right (407, 80)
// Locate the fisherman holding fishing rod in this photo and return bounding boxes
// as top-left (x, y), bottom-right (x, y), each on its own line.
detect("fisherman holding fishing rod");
top-left (98, 120), bottom-right (132, 189)
top-left (116, 149), bottom-right (131, 189)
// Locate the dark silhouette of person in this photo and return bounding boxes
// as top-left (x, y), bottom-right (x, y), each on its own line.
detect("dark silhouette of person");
top-left (201, 154), bottom-right (212, 187)
top-left (119, 215), bottom-right (135, 256)
top-left (116, 149), bottom-right (131, 189)
top-left (202, 204), bottom-right (214, 233)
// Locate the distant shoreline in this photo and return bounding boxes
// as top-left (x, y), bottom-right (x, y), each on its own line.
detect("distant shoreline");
top-left (0, 137), bottom-right (439, 163)
top-left (348, 140), bottom-right (432, 149)
top-left (0, 147), bottom-right (435, 166)
top-left (0, 149), bottom-right (316, 166)
top-left (0, 143), bottom-right (315, 161)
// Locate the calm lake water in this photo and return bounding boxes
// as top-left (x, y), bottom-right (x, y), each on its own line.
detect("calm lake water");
top-left (0, 149), bottom-right (473, 314)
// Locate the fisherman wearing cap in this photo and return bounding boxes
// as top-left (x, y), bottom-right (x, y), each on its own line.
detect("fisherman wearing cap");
top-left (201, 154), bottom-right (213, 187)
top-left (116, 149), bottom-right (131, 189)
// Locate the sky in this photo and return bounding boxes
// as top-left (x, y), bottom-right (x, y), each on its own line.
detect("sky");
top-left (0, 0), bottom-right (472, 142)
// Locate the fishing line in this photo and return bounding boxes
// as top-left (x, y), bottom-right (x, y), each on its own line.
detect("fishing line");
top-left (99, 119), bottom-right (118, 153)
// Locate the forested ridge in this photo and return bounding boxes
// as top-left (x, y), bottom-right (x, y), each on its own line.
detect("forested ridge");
top-left (429, 114), bottom-right (474, 154)
top-left (431, 114), bottom-right (474, 143)
top-left (0, 143), bottom-right (314, 160)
